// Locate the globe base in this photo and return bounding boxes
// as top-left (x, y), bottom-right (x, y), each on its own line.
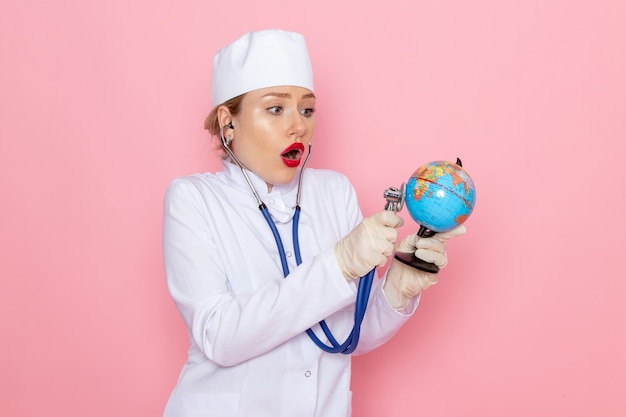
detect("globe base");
top-left (394, 252), bottom-right (440, 274)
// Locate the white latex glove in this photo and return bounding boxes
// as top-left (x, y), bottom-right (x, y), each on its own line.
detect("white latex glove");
top-left (383, 225), bottom-right (467, 309)
top-left (334, 211), bottom-right (404, 280)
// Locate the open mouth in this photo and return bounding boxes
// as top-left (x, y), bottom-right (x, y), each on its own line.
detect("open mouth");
top-left (281, 143), bottom-right (305, 167)
top-left (282, 148), bottom-right (302, 160)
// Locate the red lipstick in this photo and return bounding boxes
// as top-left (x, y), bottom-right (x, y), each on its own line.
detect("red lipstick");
top-left (281, 143), bottom-right (305, 168)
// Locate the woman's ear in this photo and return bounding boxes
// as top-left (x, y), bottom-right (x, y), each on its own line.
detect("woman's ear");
top-left (217, 106), bottom-right (233, 131)
top-left (217, 106), bottom-right (234, 146)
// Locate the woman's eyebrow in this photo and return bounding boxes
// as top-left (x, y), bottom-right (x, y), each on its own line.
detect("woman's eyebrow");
top-left (261, 92), bottom-right (290, 98)
top-left (260, 92), bottom-right (316, 99)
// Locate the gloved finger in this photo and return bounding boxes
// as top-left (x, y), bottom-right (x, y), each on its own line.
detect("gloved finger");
top-left (383, 226), bottom-right (399, 244)
top-left (375, 252), bottom-right (389, 268)
top-left (415, 248), bottom-right (448, 268)
top-left (435, 225), bottom-right (467, 241)
top-left (396, 233), bottom-right (419, 253)
top-left (399, 268), bottom-right (439, 295)
top-left (381, 240), bottom-right (395, 257)
top-left (417, 273), bottom-right (439, 290)
top-left (371, 210), bottom-right (404, 228)
top-left (416, 237), bottom-right (446, 254)
top-left (401, 272), bottom-right (427, 297)
top-left (396, 223), bottom-right (464, 254)
top-left (365, 222), bottom-right (398, 245)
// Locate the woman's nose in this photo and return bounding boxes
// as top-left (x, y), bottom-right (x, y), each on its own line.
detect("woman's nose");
top-left (287, 113), bottom-right (306, 137)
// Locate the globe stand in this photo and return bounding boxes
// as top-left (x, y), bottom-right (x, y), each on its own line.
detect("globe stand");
top-left (393, 226), bottom-right (440, 274)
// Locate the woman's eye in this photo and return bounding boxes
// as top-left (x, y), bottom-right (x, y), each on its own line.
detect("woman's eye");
top-left (301, 108), bottom-right (316, 117)
top-left (267, 106), bottom-right (283, 115)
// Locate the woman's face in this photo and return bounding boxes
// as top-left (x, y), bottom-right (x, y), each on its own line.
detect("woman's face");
top-left (225, 86), bottom-right (316, 191)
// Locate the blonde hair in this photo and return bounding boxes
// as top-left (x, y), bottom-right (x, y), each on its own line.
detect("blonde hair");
top-left (204, 94), bottom-right (245, 135)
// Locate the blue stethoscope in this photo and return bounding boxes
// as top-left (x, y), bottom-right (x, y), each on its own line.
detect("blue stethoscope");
top-left (220, 124), bottom-right (374, 354)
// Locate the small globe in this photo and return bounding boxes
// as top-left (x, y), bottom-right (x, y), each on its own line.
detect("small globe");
top-left (404, 160), bottom-right (476, 233)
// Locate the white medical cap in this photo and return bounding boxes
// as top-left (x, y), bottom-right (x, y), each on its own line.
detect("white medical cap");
top-left (210, 29), bottom-right (314, 106)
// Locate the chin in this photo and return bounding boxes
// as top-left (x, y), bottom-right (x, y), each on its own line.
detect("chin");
top-left (268, 171), bottom-right (298, 188)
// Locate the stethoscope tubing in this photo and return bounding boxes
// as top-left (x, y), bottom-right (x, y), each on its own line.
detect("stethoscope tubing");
top-left (285, 205), bottom-right (374, 354)
top-left (219, 125), bottom-right (373, 354)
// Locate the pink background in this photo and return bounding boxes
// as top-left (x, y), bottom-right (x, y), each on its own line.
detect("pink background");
top-left (2, 1), bottom-right (625, 416)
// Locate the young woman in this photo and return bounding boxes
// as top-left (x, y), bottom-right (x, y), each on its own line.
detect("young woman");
top-left (162, 29), bottom-right (465, 417)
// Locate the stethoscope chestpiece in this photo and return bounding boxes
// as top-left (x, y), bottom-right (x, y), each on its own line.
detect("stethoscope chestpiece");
top-left (383, 183), bottom-right (405, 213)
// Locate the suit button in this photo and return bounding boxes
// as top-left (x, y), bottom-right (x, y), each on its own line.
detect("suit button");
top-left (304, 370), bottom-right (312, 377)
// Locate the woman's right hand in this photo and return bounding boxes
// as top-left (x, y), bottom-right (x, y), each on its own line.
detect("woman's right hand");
top-left (333, 210), bottom-right (404, 280)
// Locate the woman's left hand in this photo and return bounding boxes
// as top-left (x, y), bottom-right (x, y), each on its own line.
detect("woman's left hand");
top-left (383, 225), bottom-right (466, 310)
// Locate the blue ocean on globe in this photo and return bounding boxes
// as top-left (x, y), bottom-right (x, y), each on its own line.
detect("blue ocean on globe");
top-left (404, 160), bottom-right (476, 233)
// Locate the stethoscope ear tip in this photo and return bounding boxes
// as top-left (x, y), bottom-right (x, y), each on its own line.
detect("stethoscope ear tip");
top-left (219, 123), bottom-right (234, 148)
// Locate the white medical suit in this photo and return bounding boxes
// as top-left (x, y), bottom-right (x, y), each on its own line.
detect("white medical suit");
top-left (162, 161), bottom-right (418, 417)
